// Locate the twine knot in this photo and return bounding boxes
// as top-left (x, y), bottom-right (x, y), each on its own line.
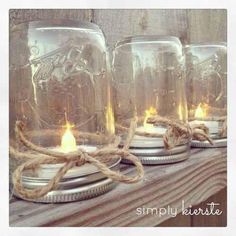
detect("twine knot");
top-left (10, 119), bottom-right (144, 200)
top-left (147, 116), bottom-right (213, 149)
top-left (116, 115), bottom-right (213, 150)
top-left (71, 149), bottom-right (87, 166)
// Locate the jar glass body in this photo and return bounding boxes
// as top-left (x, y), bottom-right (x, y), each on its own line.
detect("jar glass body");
top-left (9, 20), bottom-right (115, 147)
top-left (185, 43), bottom-right (227, 138)
top-left (112, 36), bottom-right (187, 135)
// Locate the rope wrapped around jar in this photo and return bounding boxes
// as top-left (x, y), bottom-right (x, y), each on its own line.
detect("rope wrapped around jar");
top-left (116, 115), bottom-right (213, 150)
top-left (10, 119), bottom-right (144, 200)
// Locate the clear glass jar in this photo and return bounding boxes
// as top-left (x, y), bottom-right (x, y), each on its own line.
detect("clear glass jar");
top-left (185, 43), bottom-right (227, 140)
top-left (9, 20), bottom-right (115, 148)
top-left (112, 36), bottom-right (188, 153)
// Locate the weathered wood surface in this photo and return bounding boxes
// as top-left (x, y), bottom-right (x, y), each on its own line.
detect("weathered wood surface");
top-left (159, 187), bottom-right (226, 227)
top-left (93, 9), bottom-right (189, 46)
top-left (191, 187), bottom-right (227, 227)
top-left (187, 9), bottom-right (227, 43)
top-left (9, 9), bottom-right (227, 46)
top-left (9, 9), bottom-right (93, 27)
top-left (9, 148), bottom-right (227, 227)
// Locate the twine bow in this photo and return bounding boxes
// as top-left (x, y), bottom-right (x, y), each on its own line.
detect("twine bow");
top-left (10, 119), bottom-right (144, 200)
top-left (147, 116), bottom-right (213, 149)
top-left (116, 116), bottom-right (213, 150)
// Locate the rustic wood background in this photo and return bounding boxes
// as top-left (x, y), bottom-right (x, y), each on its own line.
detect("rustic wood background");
top-left (9, 9), bottom-right (227, 46)
top-left (9, 9), bottom-right (227, 130)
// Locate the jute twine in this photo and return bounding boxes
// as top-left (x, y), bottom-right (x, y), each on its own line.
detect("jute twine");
top-left (147, 116), bottom-right (214, 149)
top-left (188, 105), bottom-right (227, 138)
top-left (219, 117), bottom-right (227, 137)
top-left (116, 115), bottom-right (214, 150)
top-left (10, 119), bottom-right (144, 199)
top-left (188, 116), bottom-right (227, 138)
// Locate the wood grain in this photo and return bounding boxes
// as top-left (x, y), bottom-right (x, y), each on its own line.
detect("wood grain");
top-left (159, 211), bottom-right (191, 227)
top-left (9, 148), bottom-right (227, 227)
top-left (93, 9), bottom-right (189, 46)
top-left (187, 9), bottom-right (227, 43)
top-left (9, 9), bottom-right (93, 27)
top-left (10, 9), bottom-right (227, 45)
top-left (159, 188), bottom-right (226, 227)
top-left (191, 187), bottom-right (227, 227)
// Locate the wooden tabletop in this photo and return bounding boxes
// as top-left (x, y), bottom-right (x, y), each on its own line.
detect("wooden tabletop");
top-left (9, 147), bottom-right (227, 227)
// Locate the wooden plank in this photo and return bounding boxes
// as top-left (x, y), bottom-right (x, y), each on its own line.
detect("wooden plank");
top-left (159, 213), bottom-right (191, 227)
top-left (158, 188), bottom-right (226, 227)
top-left (93, 9), bottom-right (189, 46)
top-left (9, 9), bottom-right (93, 27)
top-left (191, 187), bottom-right (227, 227)
top-left (10, 9), bottom-right (227, 46)
top-left (9, 148), bottom-right (226, 227)
top-left (187, 9), bottom-right (227, 43)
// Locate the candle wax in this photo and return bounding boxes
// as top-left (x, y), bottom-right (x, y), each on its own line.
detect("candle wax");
top-left (190, 120), bottom-right (219, 135)
top-left (129, 125), bottom-right (166, 148)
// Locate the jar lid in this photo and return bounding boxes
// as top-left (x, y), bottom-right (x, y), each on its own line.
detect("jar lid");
top-left (129, 143), bottom-right (189, 156)
top-left (15, 178), bottom-right (116, 203)
top-left (191, 138), bottom-right (227, 148)
top-left (120, 134), bottom-right (189, 148)
top-left (22, 157), bottom-right (120, 181)
top-left (122, 151), bottom-right (189, 165)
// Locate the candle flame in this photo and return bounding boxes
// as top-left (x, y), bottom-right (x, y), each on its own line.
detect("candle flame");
top-left (60, 122), bottom-right (77, 153)
top-left (194, 103), bottom-right (208, 119)
top-left (143, 106), bottom-right (157, 130)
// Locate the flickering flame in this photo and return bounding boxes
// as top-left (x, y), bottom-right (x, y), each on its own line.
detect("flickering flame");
top-left (194, 103), bottom-right (208, 119)
top-left (60, 122), bottom-right (77, 153)
top-left (143, 106), bottom-right (157, 130)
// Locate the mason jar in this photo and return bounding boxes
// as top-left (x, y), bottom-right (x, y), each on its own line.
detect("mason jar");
top-left (185, 43), bottom-right (227, 147)
top-left (112, 35), bottom-right (189, 164)
top-left (9, 20), bottom-right (116, 184)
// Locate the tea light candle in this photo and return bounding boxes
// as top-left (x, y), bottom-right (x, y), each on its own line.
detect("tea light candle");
top-left (190, 120), bottom-right (219, 135)
top-left (128, 107), bottom-right (167, 148)
top-left (129, 125), bottom-right (166, 148)
top-left (36, 121), bottom-right (99, 178)
top-left (191, 103), bottom-right (219, 136)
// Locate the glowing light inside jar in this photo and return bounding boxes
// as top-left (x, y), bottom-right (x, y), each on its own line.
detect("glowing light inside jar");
top-left (178, 104), bottom-right (183, 121)
top-left (37, 122), bottom-right (98, 178)
top-left (143, 106), bottom-right (157, 132)
top-left (130, 106), bottom-right (166, 148)
top-left (60, 122), bottom-right (77, 153)
top-left (106, 101), bottom-right (115, 134)
top-left (194, 103), bottom-right (208, 119)
top-left (193, 103), bottom-right (219, 135)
